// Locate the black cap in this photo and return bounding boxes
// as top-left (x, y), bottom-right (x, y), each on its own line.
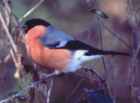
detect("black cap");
top-left (23, 18), bottom-right (50, 33)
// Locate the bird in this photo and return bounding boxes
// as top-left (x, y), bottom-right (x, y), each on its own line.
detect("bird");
top-left (23, 18), bottom-right (129, 76)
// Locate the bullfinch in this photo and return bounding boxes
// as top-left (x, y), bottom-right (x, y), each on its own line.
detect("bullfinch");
top-left (23, 18), bottom-right (129, 75)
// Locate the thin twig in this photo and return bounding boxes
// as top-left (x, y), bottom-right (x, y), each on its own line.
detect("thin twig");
top-left (0, 12), bottom-right (18, 53)
top-left (0, 72), bottom-right (56, 103)
top-left (86, 68), bottom-right (105, 82)
top-left (19, 0), bottom-right (45, 22)
top-left (3, 53), bottom-right (11, 63)
top-left (0, 93), bottom-right (20, 103)
top-left (10, 49), bottom-right (24, 78)
top-left (0, 2), bottom-right (24, 79)
top-left (0, 75), bottom-right (50, 103)
top-left (46, 79), bottom-right (54, 103)
top-left (99, 18), bottom-right (130, 48)
top-left (3, 0), bottom-right (11, 13)
top-left (2, 0), bottom-right (11, 26)
top-left (65, 79), bottom-right (84, 103)
top-left (96, 16), bottom-right (108, 80)
top-left (0, 83), bottom-right (34, 103)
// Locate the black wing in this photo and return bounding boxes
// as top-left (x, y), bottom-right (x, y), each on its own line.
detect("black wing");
top-left (55, 40), bottom-right (130, 56)
top-left (44, 41), bottom-right (60, 48)
top-left (57, 40), bottom-right (95, 50)
top-left (40, 39), bottom-right (129, 56)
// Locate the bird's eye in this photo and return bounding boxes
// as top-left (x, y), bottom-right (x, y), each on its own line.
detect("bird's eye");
top-left (22, 25), bottom-right (28, 32)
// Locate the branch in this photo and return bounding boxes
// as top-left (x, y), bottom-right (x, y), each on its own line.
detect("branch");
top-left (0, 73), bottom-right (52, 103)
top-left (96, 16), bottom-right (108, 79)
top-left (99, 18), bottom-right (130, 48)
top-left (46, 79), bottom-right (54, 103)
top-left (19, 0), bottom-right (45, 22)
top-left (0, 13), bottom-right (18, 53)
top-left (0, 0), bottom-right (24, 79)
top-left (0, 82), bottom-right (38, 103)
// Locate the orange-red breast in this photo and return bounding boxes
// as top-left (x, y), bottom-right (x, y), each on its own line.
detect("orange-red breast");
top-left (23, 18), bottom-right (129, 74)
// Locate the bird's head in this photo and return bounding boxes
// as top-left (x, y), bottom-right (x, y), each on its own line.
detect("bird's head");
top-left (22, 18), bottom-right (51, 41)
top-left (23, 18), bottom-right (50, 33)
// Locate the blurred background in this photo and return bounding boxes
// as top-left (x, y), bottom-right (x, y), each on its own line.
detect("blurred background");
top-left (0, 0), bottom-right (140, 103)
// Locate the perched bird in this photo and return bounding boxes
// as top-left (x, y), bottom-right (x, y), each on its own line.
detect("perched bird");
top-left (23, 18), bottom-right (129, 75)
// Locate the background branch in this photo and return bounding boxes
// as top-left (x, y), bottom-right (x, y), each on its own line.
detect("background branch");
top-left (19, 0), bottom-right (45, 22)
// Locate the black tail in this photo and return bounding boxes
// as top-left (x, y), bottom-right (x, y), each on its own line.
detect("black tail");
top-left (85, 49), bottom-right (130, 56)
top-left (55, 40), bottom-right (130, 56)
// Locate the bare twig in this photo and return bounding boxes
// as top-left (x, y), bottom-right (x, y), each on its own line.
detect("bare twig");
top-left (3, 0), bottom-right (11, 13)
top-left (10, 49), bottom-right (24, 78)
top-left (46, 79), bottom-right (54, 103)
top-left (0, 93), bottom-right (21, 103)
top-left (96, 16), bottom-right (108, 80)
top-left (0, 83), bottom-right (33, 103)
top-left (0, 12), bottom-right (18, 53)
top-left (99, 18), bottom-right (130, 48)
top-left (19, 0), bottom-right (45, 22)
top-left (65, 79), bottom-right (84, 103)
top-left (0, 77), bottom-right (43, 103)
top-left (2, 0), bottom-right (11, 26)
top-left (0, 72), bottom-right (56, 103)
top-left (3, 53), bottom-right (11, 63)
top-left (0, 0), bottom-right (24, 79)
